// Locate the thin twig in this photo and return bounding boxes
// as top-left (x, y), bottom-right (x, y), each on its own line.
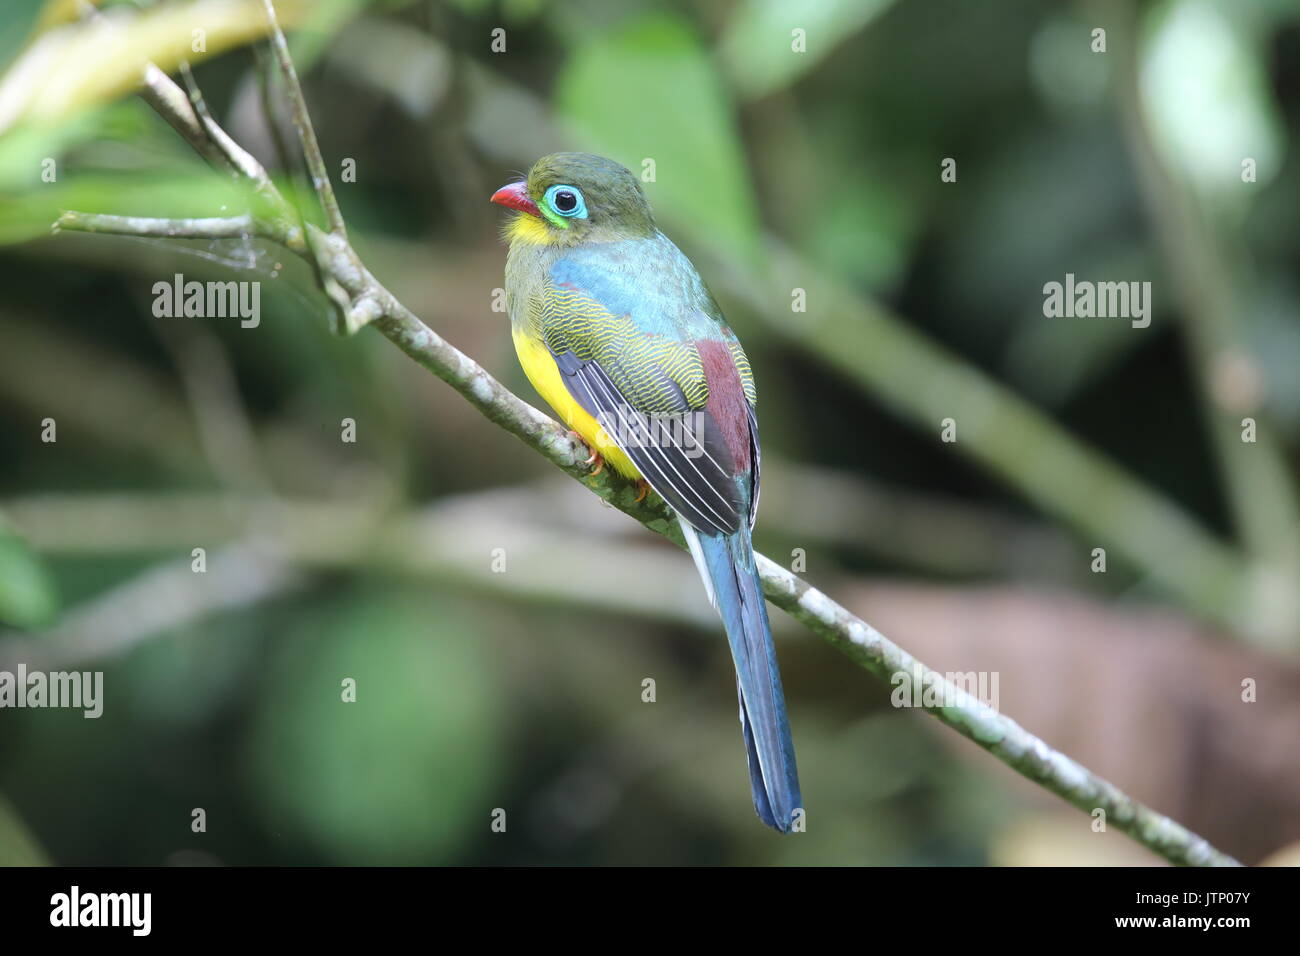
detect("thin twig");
top-left (260, 0), bottom-right (346, 237)
top-left (55, 211), bottom-right (261, 240)
top-left (139, 64), bottom-right (234, 174)
top-left (252, 43), bottom-right (296, 176)
top-left (178, 62), bottom-right (220, 148)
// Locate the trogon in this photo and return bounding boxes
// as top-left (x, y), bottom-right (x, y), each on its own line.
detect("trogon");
top-left (492, 152), bottom-right (801, 832)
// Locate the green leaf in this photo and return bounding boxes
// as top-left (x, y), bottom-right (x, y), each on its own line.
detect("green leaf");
top-left (0, 0), bottom-right (311, 137)
top-left (0, 0), bottom-right (44, 75)
top-left (1140, 0), bottom-right (1284, 203)
top-left (286, 0), bottom-right (374, 70)
top-left (0, 793), bottom-right (49, 866)
top-left (0, 522), bottom-right (59, 629)
top-left (720, 0), bottom-right (895, 100)
top-left (2, 167), bottom-right (250, 244)
top-left (245, 589), bottom-right (505, 864)
top-left (555, 12), bottom-right (761, 266)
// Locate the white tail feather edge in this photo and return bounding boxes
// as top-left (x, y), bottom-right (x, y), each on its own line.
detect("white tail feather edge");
top-left (677, 513), bottom-right (717, 610)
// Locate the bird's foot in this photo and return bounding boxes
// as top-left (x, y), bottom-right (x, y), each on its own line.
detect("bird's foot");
top-left (633, 480), bottom-right (650, 504)
top-left (568, 430), bottom-right (604, 476)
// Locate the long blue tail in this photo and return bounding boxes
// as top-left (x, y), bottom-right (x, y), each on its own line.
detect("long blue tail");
top-left (696, 526), bottom-right (801, 832)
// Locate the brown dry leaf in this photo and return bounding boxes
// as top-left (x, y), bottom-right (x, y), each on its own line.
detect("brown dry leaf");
top-left (842, 582), bottom-right (1300, 865)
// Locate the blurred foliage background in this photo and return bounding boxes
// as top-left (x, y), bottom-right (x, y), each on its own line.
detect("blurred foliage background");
top-left (0, 0), bottom-right (1298, 866)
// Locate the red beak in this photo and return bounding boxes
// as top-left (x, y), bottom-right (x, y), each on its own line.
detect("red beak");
top-left (490, 181), bottom-right (540, 217)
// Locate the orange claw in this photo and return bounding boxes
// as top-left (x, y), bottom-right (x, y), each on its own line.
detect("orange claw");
top-left (634, 480), bottom-right (650, 504)
top-left (567, 429), bottom-right (604, 476)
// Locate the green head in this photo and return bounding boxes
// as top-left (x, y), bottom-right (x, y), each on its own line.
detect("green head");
top-left (491, 152), bottom-right (656, 246)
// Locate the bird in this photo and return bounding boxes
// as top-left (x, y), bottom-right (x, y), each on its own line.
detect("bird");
top-left (491, 152), bottom-right (801, 832)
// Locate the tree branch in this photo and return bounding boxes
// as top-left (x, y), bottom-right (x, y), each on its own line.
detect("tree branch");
top-left (47, 8), bottom-right (1240, 867)
top-left (54, 211), bottom-right (260, 240)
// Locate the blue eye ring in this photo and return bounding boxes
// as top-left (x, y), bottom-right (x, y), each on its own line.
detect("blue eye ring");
top-left (544, 184), bottom-right (587, 220)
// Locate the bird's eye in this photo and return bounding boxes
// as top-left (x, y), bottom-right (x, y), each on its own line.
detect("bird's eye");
top-left (544, 184), bottom-right (587, 219)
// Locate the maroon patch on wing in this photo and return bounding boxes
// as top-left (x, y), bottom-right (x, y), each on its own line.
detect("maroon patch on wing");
top-left (696, 338), bottom-right (752, 474)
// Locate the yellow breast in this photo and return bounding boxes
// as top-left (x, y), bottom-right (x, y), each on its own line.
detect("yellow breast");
top-left (505, 213), bottom-right (555, 247)
top-left (511, 326), bottom-right (640, 479)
